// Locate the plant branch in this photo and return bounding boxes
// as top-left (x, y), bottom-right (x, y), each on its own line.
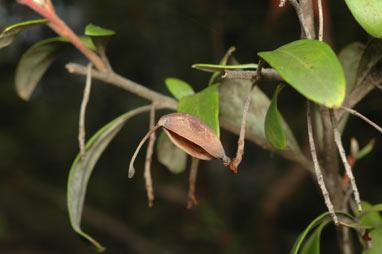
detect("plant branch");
top-left (329, 109), bottom-right (362, 212)
top-left (307, 101), bottom-right (338, 224)
top-left (17, 0), bottom-right (107, 72)
top-left (144, 104), bottom-right (156, 207)
top-left (230, 60), bottom-right (264, 172)
top-left (289, 0), bottom-right (313, 39)
top-left (78, 63), bottom-right (92, 161)
top-left (222, 68), bottom-right (283, 81)
top-left (187, 157), bottom-right (200, 209)
top-left (340, 106), bottom-right (382, 134)
top-left (317, 0), bottom-right (324, 41)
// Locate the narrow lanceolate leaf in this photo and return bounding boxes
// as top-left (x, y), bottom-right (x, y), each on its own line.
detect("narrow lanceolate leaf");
top-left (300, 221), bottom-right (329, 254)
top-left (355, 39), bottom-right (382, 89)
top-left (265, 84), bottom-right (286, 150)
top-left (0, 19), bottom-right (48, 48)
top-left (67, 106), bottom-right (150, 252)
top-left (258, 40), bottom-right (346, 108)
top-left (165, 78), bottom-right (195, 100)
top-left (177, 84), bottom-right (220, 137)
top-left (356, 139), bottom-right (376, 160)
top-left (192, 63), bottom-right (258, 73)
top-left (15, 37), bottom-right (68, 100)
top-left (156, 131), bottom-right (187, 174)
top-left (290, 211), bottom-right (354, 254)
top-left (85, 24), bottom-right (116, 37)
top-left (345, 0), bottom-right (382, 38)
top-left (14, 36), bottom-right (95, 100)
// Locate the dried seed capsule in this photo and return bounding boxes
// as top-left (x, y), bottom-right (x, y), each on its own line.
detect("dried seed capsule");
top-left (128, 112), bottom-right (235, 178)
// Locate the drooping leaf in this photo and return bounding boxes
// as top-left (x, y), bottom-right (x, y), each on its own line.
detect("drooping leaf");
top-left (300, 220), bottom-right (329, 254)
top-left (178, 84), bottom-right (220, 137)
top-left (338, 42), bottom-right (365, 94)
top-left (258, 39), bottom-right (346, 108)
top-left (165, 78), bottom-right (195, 100)
top-left (265, 84), bottom-right (286, 150)
top-left (14, 36), bottom-right (95, 100)
top-left (219, 78), bottom-right (301, 155)
top-left (85, 24), bottom-right (116, 37)
top-left (208, 46), bottom-right (236, 85)
top-left (0, 19), bottom-right (48, 48)
top-left (345, 0), bottom-right (382, 38)
top-left (355, 39), bottom-right (382, 89)
top-left (290, 211), bottom-right (354, 254)
top-left (192, 63), bottom-right (258, 73)
top-left (67, 106), bottom-right (150, 252)
top-left (156, 131), bottom-right (187, 174)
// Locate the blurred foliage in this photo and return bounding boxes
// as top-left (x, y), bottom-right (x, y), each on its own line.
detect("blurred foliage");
top-left (1, 0), bottom-right (382, 253)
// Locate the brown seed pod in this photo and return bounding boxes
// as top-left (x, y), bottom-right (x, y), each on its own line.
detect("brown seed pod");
top-left (129, 112), bottom-right (236, 178)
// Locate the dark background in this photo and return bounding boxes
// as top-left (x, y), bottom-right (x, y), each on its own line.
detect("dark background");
top-left (0, 0), bottom-right (381, 253)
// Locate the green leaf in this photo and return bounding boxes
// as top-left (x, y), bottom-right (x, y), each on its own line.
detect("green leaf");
top-left (356, 139), bottom-right (376, 160)
top-left (291, 211), bottom-right (354, 254)
top-left (156, 131), bottom-right (187, 174)
top-left (165, 78), bottom-right (195, 100)
top-left (264, 84), bottom-right (286, 150)
top-left (208, 46), bottom-right (236, 85)
top-left (258, 39), bottom-right (346, 108)
top-left (192, 63), bottom-right (258, 73)
top-left (368, 225), bottom-right (382, 253)
top-left (219, 78), bottom-right (301, 154)
top-left (14, 37), bottom-right (68, 100)
top-left (85, 24), bottom-right (116, 36)
top-left (338, 42), bottom-right (365, 95)
top-left (67, 106), bottom-right (149, 252)
top-left (345, 0), bottom-right (382, 38)
top-left (357, 202), bottom-right (382, 227)
top-left (178, 84), bottom-right (220, 137)
top-left (0, 19), bottom-right (48, 48)
top-left (355, 39), bottom-right (382, 89)
top-left (14, 36), bottom-right (95, 100)
top-left (300, 220), bottom-right (329, 254)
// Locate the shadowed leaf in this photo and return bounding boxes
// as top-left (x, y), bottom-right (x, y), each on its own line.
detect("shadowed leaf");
top-left (0, 19), bottom-right (48, 48)
top-left (355, 39), bottom-right (382, 89)
top-left (165, 78), bottom-right (195, 100)
top-left (156, 131), bottom-right (187, 174)
top-left (177, 84), bottom-right (220, 137)
top-left (14, 36), bottom-right (95, 100)
top-left (265, 84), bottom-right (286, 150)
top-left (300, 221), bottom-right (329, 254)
top-left (67, 106), bottom-right (150, 252)
top-left (345, 0), bottom-right (382, 38)
top-left (258, 40), bottom-right (346, 108)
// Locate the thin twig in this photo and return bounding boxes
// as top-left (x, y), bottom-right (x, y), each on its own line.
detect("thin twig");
top-left (187, 157), bottom-right (200, 209)
top-left (279, 0), bottom-right (287, 7)
top-left (317, 0), bottom-right (324, 41)
top-left (144, 104), bottom-right (156, 207)
top-left (78, 63), bottom-right (92, 161)
top-left (229, 60), bottom-right (264, 173)
top-left (222, 68), bottom-right (283, 81)
top-left (289, 0), bottom-right (313, 39)
top-left (307, 101), bottom-right (338, 224)
top-left (329, 109), bottom-right (362, 212)
top-left (340, 106), bottom-right (382, 134)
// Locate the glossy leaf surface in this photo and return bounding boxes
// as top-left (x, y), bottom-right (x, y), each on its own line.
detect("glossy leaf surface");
top-left (300, 221), bottom-right (329, 254)
top-left (177, 84), bottom-right (220, 137)
top-left (0, 19), bottom-right (48, 48)
top-left (345, 0), bottom-right (382, 38)
top-left (265, 84), bottom-right (286, 150)
top-left (165, 78), bottom-right (195, 100)
top-left (258, 40), bottom-right (346, 108)
top-left (67, 106), bottom-right (150, 252)
top-left (156, 131), bottom-right (187, 174)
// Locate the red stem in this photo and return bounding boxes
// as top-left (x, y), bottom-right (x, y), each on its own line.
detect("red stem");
top-left (17, 0), bottom-right (107, 72)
